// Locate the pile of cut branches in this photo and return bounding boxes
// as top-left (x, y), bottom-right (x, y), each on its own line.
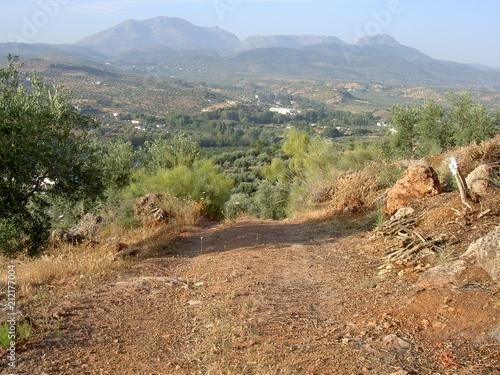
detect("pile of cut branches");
top-left (377, 214), bottom-right (447, 273)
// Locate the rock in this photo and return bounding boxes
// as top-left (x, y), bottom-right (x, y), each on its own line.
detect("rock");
top-left (461, 225), bottom-right (500, 284)
top-left (133, 193), bottom-right (169, 225)
top-left (391, 207), bottom-right (415, 222)
top-left (50, 229), bottom-right (67, 243)
top-left (106, 242), bottom-right (128, 253)
top-left (385, 164), bottom-right (442, 216)
top-left (71, 213), bottom-right (105, 241)
top-left (389, 370), bottom-right (409, 375)
top-left (114, 249), bottom-right (140, 261)
top-left (50, 229), bottom-right (84, 244)
top-left (415, 260), bottom-right (466, 289)
top-left (489, 326), bottom-right (500, 342)
top-left (466, 164), bottom-right (497, 195)
top-left (381, 334), bottom-right (411, 351)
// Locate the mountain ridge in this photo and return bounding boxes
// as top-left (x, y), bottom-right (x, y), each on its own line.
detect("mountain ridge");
top-left (1, 16), bottom-right (500, 89)
top-left (75, 16), bottom-right (241, 54)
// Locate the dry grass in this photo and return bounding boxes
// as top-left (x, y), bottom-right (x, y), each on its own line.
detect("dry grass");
top-left (428, 135), bottom-right (500, 174)
top-left (0, 217), bottom-right (187, 299)
top-left (160, 196), bottom-right (200, 226)
top-left (0, 243), bottom-right (122, 298)
top-left (326, 159), bottom-right (403, 211)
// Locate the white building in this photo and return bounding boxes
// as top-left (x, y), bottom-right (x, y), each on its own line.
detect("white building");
top-left (269, 107), bottom-right (301, 115)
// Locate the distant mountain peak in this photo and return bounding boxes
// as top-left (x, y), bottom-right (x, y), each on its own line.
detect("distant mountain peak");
top-left (75, 16), bottom-right (241, 55)
top-left (355, 34), bottom-right (399, 46)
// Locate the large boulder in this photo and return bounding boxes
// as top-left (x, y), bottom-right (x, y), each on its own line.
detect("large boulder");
top-left (50, 229), bottom-right (84, 244)
top-left (385, 164), bottom-right (442, 216)
top-left (461, 225), bottom-right (500, 284)
top-left (133, 193), bottom-right (169, 225)
top-left (466, 164), bottom-right (497, 195)
top-left (71, 213), bottom-right (105, 241)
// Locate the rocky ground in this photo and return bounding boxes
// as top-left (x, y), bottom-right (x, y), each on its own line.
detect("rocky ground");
top-left (3, 188), bottom-right (500, 375)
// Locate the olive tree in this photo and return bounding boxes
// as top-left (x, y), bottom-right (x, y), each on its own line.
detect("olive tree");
top-left (447, 92), bottom-right (496, 146)
top-left (0, 56), bottom-right (104, 256)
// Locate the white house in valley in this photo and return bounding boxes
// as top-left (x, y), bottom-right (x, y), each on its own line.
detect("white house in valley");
top-left (269, 107), bottom-right (301, 115)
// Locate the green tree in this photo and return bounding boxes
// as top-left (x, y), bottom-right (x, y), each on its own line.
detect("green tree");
top-left (414, 99), bottom-right (447, 156)
top-left (387, 104), bottom-right (420, 157)
top-left (250, 180), bottom-right (289, 220)
top-left (0, 56), bottom-right (104, 256)
top-left (447, 92), bottom-right (496, 146)
top-left (145, 135), bottom-right (200, 172)
top-left (95, 139), bottom-right (137, 208)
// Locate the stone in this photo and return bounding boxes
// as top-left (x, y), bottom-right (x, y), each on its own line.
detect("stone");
top-left (415, 260), bottom-right (467, 289)
top-left (114, 248), bottom-right (140, 261)
top-left (106, 242), bottom-right (129, 253)
top-left (391, 207), bottom-right (415, 222)
top-left (133, 193), bottom-right (169, 225)
top-left (385, 164), bottom-right (442, 216)
top-left (50, 229), bottom-right (84, 244)
top-left (461, 225), bottom-right (500, 284)
top-left (381, 334), bottom-right (411, 351)
top-left (71, 213), bottom-right (105, 241)
top-left (489, 326), bottom-right (500, 342)
top-left (466, 164), bottom-right (497, 195)
top-left (389, 370), bottom-right (409, 375)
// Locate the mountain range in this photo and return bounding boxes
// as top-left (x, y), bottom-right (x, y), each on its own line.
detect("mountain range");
top-left (1, 16), bottom-right (500, 88)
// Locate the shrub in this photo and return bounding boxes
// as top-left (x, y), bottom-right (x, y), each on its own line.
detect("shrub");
top-left (224, 193), bottom-right (253, 219)
top-left (337, 147), bottom-right (379, 171)
top-left (144, 135), bottom-right (200, 171)
top-left (124, 160), bottom-right (233, 220)
top-left (0, 318), bottom-right (32, 348)
top-left (251, 181), bottom-right (289, 220)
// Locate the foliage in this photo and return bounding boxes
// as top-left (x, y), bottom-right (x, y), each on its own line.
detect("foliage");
top-left (250, 180), bottom-right (289, 220)
top-left (143, 135), bottom-right (200, 172)
top-left (447, 92), bottom-right (496, 146)
top-left (224, 193), bottom-right (254, 219)
top-left (48, 138), bottom-right (138, 224)
top-left (386, 94), bottom-right (498, 158)
top-left (270, 129), bottom-right (338, 181)
top-left (337, 146), bottom-right (380, 171)
top-left (386, 104), bottom-right (420, 157)
top-left (125, 160), bottom-right (233, 220)
top-left (100, 139), bottom-right (136, 192)
top-left (0, 55), bottom-right (104, 256)
top-left (0, 321), bottom-right (12, 348)
top-left (0, 318), bottom-right (33, 348)
top-left (374, 209), bottom-right (388, 233)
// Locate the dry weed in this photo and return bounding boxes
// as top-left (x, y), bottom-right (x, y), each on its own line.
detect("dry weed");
top-left (328, 169), bottom-right (380, 211)
top-left (1, 243), bottom-right (121, 298)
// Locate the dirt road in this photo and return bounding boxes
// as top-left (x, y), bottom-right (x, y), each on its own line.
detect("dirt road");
top-left (12, 215), bottom-right (500, 374)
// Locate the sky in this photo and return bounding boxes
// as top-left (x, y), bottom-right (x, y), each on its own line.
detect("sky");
top-left (1, 0), bottom-right (500, 68)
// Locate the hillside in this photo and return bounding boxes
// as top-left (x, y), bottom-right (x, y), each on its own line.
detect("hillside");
top-left (7, 193), bottom-right (500, 374)
top-left (238, 35), bottom-right (346, 51)
top-left (4, 137), bottom-right (500, 374)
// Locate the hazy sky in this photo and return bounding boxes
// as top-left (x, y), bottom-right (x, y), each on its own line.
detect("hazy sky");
top-left (2, 0), bottom-right (499, 67)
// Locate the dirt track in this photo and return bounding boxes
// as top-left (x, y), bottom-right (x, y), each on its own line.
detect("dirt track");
top-left (10, 215), bottom-right (500, 374)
